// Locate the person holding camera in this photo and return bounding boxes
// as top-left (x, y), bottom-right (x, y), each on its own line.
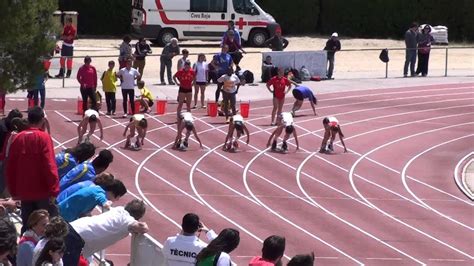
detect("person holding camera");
top-left (163, 213), bottom-right (217, 266)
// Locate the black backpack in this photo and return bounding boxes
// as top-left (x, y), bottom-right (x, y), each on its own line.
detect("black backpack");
top-left (379, 49), bottom-right (389, 63)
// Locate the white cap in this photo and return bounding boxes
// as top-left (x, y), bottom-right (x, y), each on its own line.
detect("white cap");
top-left (331, 32), bottom-right (338, 37)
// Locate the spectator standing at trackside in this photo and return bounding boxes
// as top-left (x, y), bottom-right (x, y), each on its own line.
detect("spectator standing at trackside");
top-left (261, 55), bottom-right (277, 83)
top-left (403, 22), bottom-right (419, 77)
top-left (59, 149), bottom-right (113, 191)
top-left (221, 21), bottom-right (241, 47)
top-left (0, 109), bottom-right (23, 197)
top-left (133, 37), bottom-right (152, 80)
top-left (195, 228), bottom-right (240, 266)
top-left (264, 28), bottom-right (289, 51)
top-left (5, 106), bottom-right (59, 233)
top-left (62, 199), bottom-right (149, 266)
top-left (160, 38), bottom-right (180, 85)
top-left (211, 45), bottom-right (233, 104)
top-left (55, 17), bottom-right (77, 78)
top-left (32, 216), bottom-right (69, 266)
top-left (163, 213), bottom-right (217, 266)
top-left (249, 235), bottom-right (286, 266)
top-left (323, 32), bottom-right (341, 80)
top-left (118, 35), bottom-right (133, 69)
top-left (117, 59), bottom-right (140, 117)
top-left (101, 60), bottom-right (118, 115)
top-left (193, 53), bottom-right (209, 109)
top-left (217, 67), bottom-right (244, 123)
top-left (177, 49), bottom-right (190, 71)
top-left (173, 60), bottom-right (196, 116)
top-left (415, 25), bottom-right (435, 77)
top-left (77, 56), bottom-right (98, 114)
top-left (55, 142), bottom-right (96, 179)
top-left (222, 30), bottom-right (246, 72)
top-left (33, 72), bottom-right (47, 109)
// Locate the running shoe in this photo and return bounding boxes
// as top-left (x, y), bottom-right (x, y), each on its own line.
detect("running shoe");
top-left (281, 141), bottom-right (288, 151)
top-left (328, 143), bottom-right (334, 152)
top-left (233, 140), bottom-right (239, 149)
top-left (271, 141), bottom-right (277, 151)
top-left (183, 140), bottom-right (188, 148)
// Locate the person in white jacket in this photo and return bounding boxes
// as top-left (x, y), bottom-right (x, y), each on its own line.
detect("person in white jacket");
top-left (163, 213), bottom-right (217, 266)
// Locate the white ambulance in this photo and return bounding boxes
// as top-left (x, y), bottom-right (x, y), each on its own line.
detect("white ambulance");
top-left (131, 0), bottom-right (280, 46)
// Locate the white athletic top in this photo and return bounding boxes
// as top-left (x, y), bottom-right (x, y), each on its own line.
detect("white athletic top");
top-left (281, 112), bottom-right (293, 126)
top-left (193, 62), bottom-right (209, 83)
top-left (233, 114), bottom-right (243, 123)
top-left (133, 114), bottom-right (145, 126)
top-left (118, 67), bottom-right (140, 90)
top-left (71, 207), bottom-right (136, 258)
top-left (84, 109), bottom-right (99, 118)
top-left (327, 116), bottom-right (339, 127)
top-left (181, 112), bottom-right (193, 122)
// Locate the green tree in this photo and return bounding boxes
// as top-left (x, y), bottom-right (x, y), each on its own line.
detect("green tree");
top-left (0, 0), bottom-right (59, 93)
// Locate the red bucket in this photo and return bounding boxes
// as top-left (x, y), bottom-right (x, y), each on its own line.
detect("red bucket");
top-left (207, 102), bottom-right (218, 117)
top-left (156, 99), bottom-right (167, 115)
top-left (128, 100), bottom-right (141, 114)
top-left (76, 97), bottom-right (83, 115)
top-left (240, 101), bottom-right (250, 118)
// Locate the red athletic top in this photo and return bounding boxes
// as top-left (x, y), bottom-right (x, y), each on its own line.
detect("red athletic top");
top-left (267, 76), bottom-right (291, 99)
top-left (62, 24), bottom-right (77, 45)
top-left (175, 69), bottom-right (196, 89)
top-left (77, 64), bottom-right (98, 89)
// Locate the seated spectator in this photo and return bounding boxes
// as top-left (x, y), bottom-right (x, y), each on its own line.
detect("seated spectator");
top-left (163, 213), bottom-right (217, 266)
top-left (35, 237), bottom-right (66, 266)
top-left (16, 209), bottom-right (50, 266)
top-left (59, 149), bottom-right (113, 191)
top-left (195, 228), bottom-right (240, 266)
top-left (32, 216), bottom-right (69, 266)
top-left (261, 55), bottom-right (277, 83)
top-left (222, 30), bottom-right (246, 71)
top-left (56, 172), bottom-right (114, 203)
top-left (137, 80), bottom-right (154, 113)
top-left (58, 179), bottom-right (127, 222)
top-left (249, 235), bottom-right (286, 266)
top-left (0, 218), bottom-right (17, 264)
top-left (63, 199), bottom-right (148, 266)
top-left (55, 142), bottom-right (96, 179)
top-left (287, 252), bottom-right (314, 266)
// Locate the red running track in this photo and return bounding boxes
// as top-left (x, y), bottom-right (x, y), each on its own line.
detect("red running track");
top-left (7, 82), bottom-right (473, 265)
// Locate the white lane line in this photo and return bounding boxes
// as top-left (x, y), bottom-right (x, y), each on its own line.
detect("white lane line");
top-left (242, 146), bottom-right (364, 265)
top-left (349, 122), bottom-right (474, 259)
top-left (296, 152), bottom-right (426, 265)
top-left (401, 135), bottom-right (474, 230)
top-left (454, 152), bottom-right (474, 201)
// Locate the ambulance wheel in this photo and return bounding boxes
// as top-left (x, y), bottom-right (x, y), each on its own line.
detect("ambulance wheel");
top-left (157, 29), bottom-right (178, 47)
top-left (248, 29), bottom-right (268, 47)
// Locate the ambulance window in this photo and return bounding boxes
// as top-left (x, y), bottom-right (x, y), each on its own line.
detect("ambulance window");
top-left (233, 0), bottom-right (258, 15)
top-left (191, 0), bottom-right (227, 13)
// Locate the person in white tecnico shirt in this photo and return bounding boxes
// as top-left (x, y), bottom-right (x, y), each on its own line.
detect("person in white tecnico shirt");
top-left (77, 109), bottom-right (103, 144)
top-left (163, 213), bottom-right (217, 266)
top-left (267, 112), bottom-right (299, 152)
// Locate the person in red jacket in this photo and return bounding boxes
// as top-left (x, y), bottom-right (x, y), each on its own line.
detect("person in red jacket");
top-left (5, 106), bottom-right (59, 233)
top-left (77, 56), bottom-right (98, 115)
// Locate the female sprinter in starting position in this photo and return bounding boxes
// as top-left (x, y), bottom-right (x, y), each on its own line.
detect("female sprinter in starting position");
top-left (291, 85), bottom-right (317, 117)
top-left (319, 116), bottom-right (347, 153)
top-left (223, 114), bottom-right (250, 152)
top-left (123, 114), bottom-right (148, 149)
top-left (267, 112), bottom-right (299, 152)
top-left (77, 109), bottom-right (104, 143)
top-left (174, 111), bottom-right (203, 150)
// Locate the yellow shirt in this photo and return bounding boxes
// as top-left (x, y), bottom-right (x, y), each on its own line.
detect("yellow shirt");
top-left (101, 70), bottom-right (117, 92)
top-left (140, 87), bottom-right (153, 101)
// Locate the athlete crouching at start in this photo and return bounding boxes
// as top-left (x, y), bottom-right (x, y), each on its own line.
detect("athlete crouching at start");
top-left (319, 116), bottom-right (347, 153)
top-left (123, 114), bottom-right (148, 150)
top-left (77, 109), bottom-right (104, 144)
top-left (174, 111), bottom-right (203, 150)
top-left (267, 112), bottom-right (299, 152)
top-left (223, 114), bottom-right (250, 152)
